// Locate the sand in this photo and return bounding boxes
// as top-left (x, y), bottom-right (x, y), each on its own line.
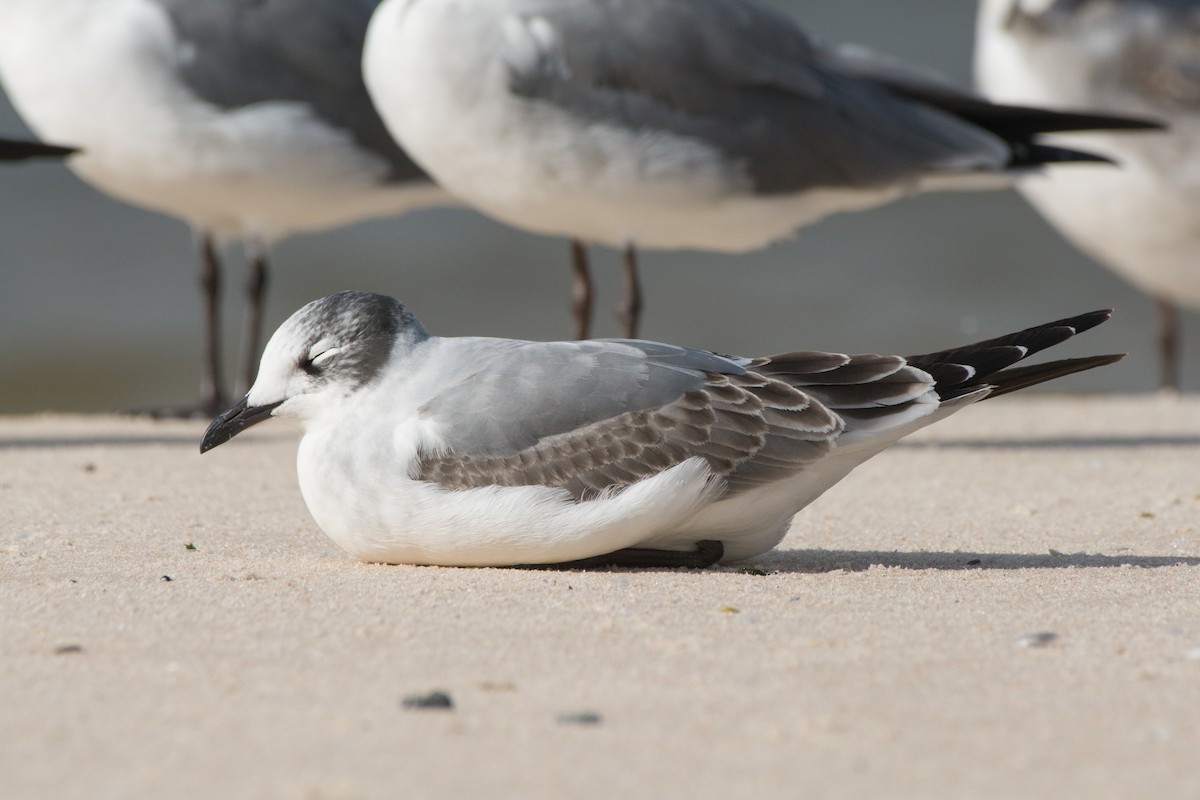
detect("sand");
top-left (3, 395), bottom-right (1199, 799)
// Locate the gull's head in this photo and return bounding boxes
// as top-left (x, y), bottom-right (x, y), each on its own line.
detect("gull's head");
top-left (200, 291), bottom-right (427, 453)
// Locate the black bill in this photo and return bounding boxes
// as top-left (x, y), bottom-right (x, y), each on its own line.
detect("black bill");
top-left (200, 395), bottom-right (282, 453)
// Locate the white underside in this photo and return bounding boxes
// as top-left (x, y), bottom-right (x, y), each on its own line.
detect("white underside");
top-left (0, 0), bottom-right (451, 242)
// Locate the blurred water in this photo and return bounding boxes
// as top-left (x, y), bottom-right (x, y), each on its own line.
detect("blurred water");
top-left (0, 0), bottom-right (1192, 413)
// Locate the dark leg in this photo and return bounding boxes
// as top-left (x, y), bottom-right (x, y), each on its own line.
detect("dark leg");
top-left (518, 540), bottom-right (723, 570)
top-left (616, 242), bottom-right (642, 339)
top-left (236, 242), bottom-right (270, 397)
top-left (1155, 295), bottom-right (1181, 391)
top-left (197, 232), bottom-right (225, 415)
top-left (570, 239), bottom-right (592, 340)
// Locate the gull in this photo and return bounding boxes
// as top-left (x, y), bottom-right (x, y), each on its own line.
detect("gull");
top-left (201, 291), bottom-right (1121, 568)
top-left (976, 0), bottom-right (1196, 390)
top-left (0, 0), bottom-right (450, 413)
top-left (0, 136), bottom-right (76, 162)
top-left (363, 0), bottom-right (1158, 339)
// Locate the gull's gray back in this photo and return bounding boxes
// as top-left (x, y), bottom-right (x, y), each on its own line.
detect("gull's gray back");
top-left (502, 0), bottom-right (1008, 194)
top-left (423, 338), bottom-right (729, 456)
top-left (156, 0), bottom-right (426, 182)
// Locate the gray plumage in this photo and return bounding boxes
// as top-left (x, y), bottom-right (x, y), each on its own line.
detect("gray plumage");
top-left (499, 0), bottom-right (1158, 195)
top-left (287, 290), bottom-right (425, 390)
top-left (158, 0), bottom-right (426, 183)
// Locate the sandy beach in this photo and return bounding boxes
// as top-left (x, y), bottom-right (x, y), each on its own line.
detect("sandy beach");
top-left (3, 395), bottom-right (1199, 799)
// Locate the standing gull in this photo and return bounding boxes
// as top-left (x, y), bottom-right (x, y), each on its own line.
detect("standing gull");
top-left (0, 0), bottom-right (450, 413)
top-left (202, 291), bottom-right (1121, 568)
top-left (363, 0), bottom-right (1157, 339)
top-left (977, 0), bottom-right (1197, 390)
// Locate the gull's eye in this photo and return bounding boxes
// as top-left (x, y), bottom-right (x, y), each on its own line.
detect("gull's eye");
top-left (301, 347), bottom-right (340, 375)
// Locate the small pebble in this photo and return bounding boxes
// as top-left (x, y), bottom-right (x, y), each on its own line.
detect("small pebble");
top-left (1014, 632), bottom-right (1058, 649)
top-left (478, 681), bottom-right (517, 692)
top-left (160, 575), bottom-right (173, 582)
top-left (184, 542), bottom-right (197, 551)
top-left (718, 605), bottom-right (740, 614)
top-left (738, 566), bottom-right (770, 576)
top-left (402, 690), bottom-right (454, 710)
top-left (54, 644), bottom-right (84, 655)
top-left (966, 558), bottom-right (982, 566)
top-left (557, 711), bottom-right (602, 726)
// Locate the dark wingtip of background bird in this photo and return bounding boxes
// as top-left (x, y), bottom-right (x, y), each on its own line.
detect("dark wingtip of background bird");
top-left (0, 138), bottom-right (80, 162)
top-left (990, 104), bottom-right (1166, 135)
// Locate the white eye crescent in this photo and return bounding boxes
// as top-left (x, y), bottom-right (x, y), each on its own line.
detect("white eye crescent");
top-left (310, 347), bottom-right (341, 367)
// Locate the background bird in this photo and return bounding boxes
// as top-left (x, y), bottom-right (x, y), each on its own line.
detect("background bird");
top-left (976, 0), bottom-right (1197, 390)
top-left (364, 0), bottom-right (1157, 339)
top-left (1, 1), bottom-right (1178, 411)
top-left (0, 0), bottom-right (449, 413)
top-left (202, 291), bottom-right (1121, 567)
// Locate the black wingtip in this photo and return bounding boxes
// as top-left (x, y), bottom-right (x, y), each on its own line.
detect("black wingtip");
top-left (1011, 142), bottom-right (1117, 168)
top-left (982, 103), bottom-right (1166, 136)
top-left (908, 310), bottom-right (1120, 400)
top-left (983, 353), bottom-right (1126, 399)
top-left (0, 138), bottom-right (80, 162)
top-left (1061, 308), bottom-right (1114, 336)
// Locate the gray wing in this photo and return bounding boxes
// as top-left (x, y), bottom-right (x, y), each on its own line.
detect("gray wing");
top-left (415, 339), bottom-right (933, 500)
top-left (500, 0), bottom-right (1011, 194)
top-left (155, 0), bottom-right (426, 183)
top-left (416, 312), bottom-right (1121, 501)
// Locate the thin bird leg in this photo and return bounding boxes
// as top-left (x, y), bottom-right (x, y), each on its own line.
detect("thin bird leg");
top-left (570, 239), bottom-right (593, 340)
top-left (617, 242), bottom-right (642, 339)
top-left (236, 242), bottom-right (270, 397)
top-left (1155, 295), bottom-right (1181, 391)
top-left (197, 231), bottom-right (226, 415)
top-left (520, 540), bottom-right (724, 570)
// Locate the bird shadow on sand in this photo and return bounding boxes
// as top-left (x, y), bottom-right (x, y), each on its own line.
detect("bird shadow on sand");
top-left (898, 434), bottom-right (1200, 450)
top-left (513, 548), bottom-right (1200, 575)
top-left (0, 423), bottom-right (295, 451)
top-left (743, 548), bottom-right (1200, 574)
top-left (0, 434), bottom-right (203, 450)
